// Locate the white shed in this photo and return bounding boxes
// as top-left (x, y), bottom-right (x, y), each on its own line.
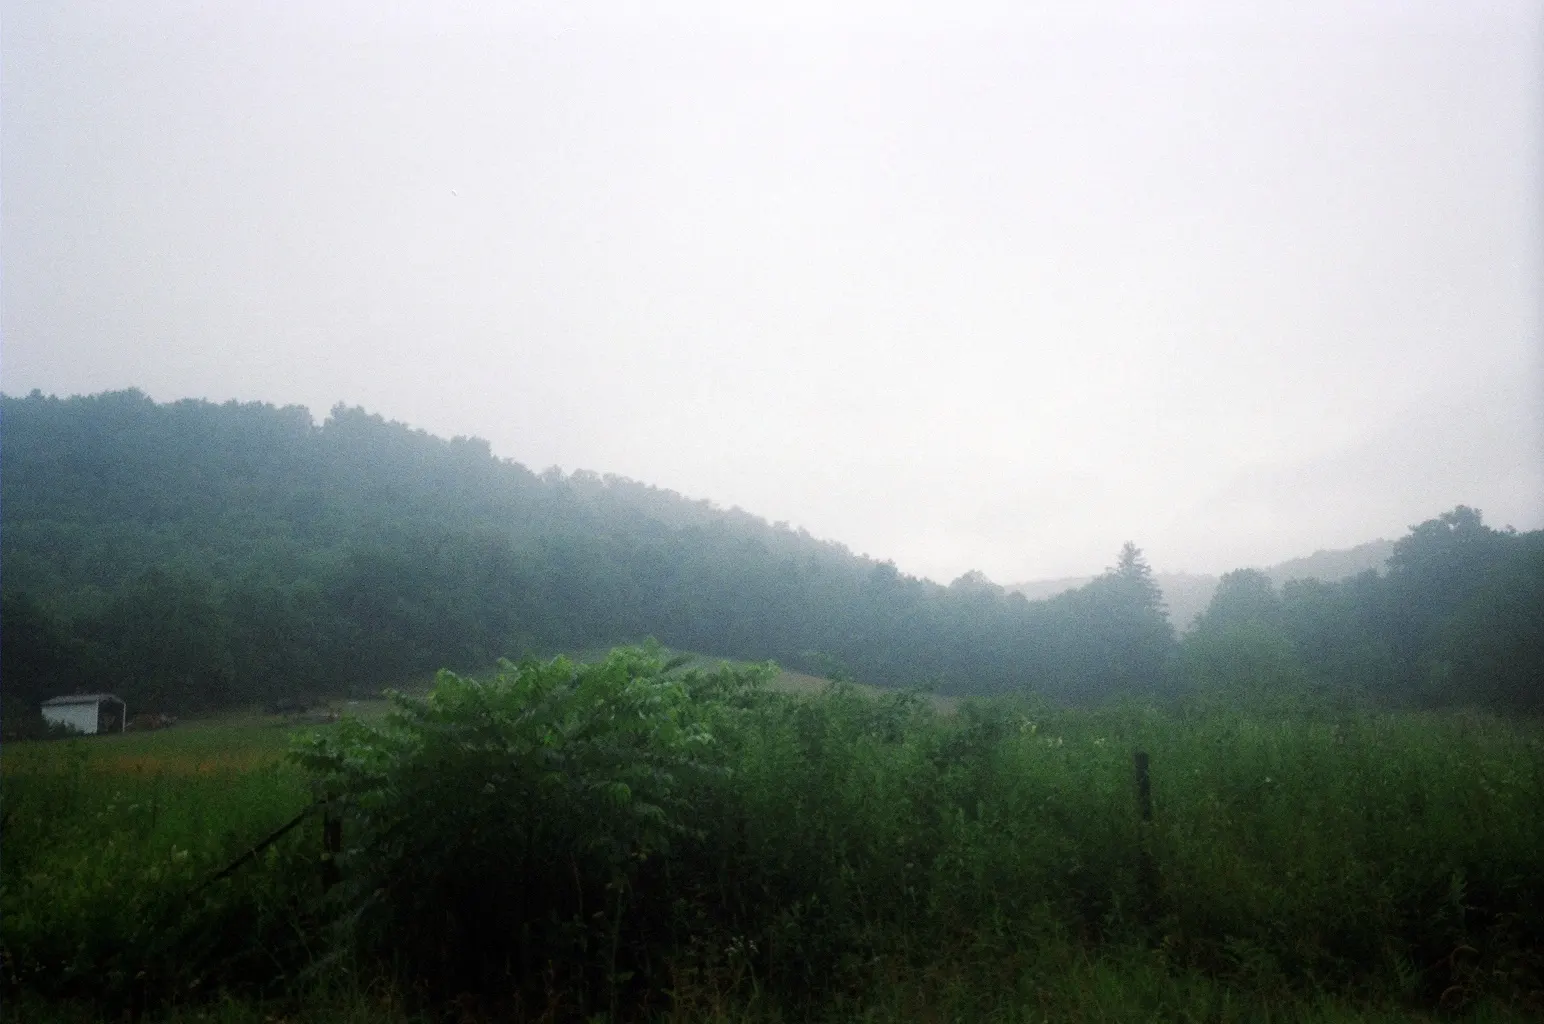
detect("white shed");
top-left (40, 694), bottom-right (127, 735)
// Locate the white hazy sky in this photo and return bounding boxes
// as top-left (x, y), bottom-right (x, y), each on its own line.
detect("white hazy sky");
top-left (4, 0), bottom-right (1542, 581)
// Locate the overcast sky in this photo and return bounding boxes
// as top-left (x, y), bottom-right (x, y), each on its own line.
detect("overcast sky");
top-left (4, 0), bottom-right (1541, 582)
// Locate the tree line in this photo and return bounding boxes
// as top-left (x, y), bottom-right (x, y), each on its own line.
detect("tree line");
top-left (1182, 505), bottom-right (1543, 713)
top-left (2, 390), bottom-right (1538, 721)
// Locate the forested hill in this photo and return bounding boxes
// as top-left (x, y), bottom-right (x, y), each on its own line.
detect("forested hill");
top-left (5, 390), bottom-right (1540, 720)
top-left (1011, 539), bottom-right (1399, 632)
top-left (1, 390), bottom-right (1174, 715)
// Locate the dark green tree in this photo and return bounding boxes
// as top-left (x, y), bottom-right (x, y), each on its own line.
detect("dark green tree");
top-left (1182, 569), bottom-right (1310, 708)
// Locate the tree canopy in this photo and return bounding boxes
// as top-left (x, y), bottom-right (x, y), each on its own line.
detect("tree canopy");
top-left (3, 391), bottom-right (1171, 716)
top-left (4, 390), bottom-right (1539, 719)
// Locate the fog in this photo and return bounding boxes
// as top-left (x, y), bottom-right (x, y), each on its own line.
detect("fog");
top-left (4, 0), bottom-right (1540, 581)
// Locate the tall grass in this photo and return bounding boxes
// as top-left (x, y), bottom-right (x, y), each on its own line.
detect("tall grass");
top-left (677, 691), bottom-right (1543, 1013)
top-left (1, 721), bottom-right (316, 1012)
top-left (5, 652), bottom-right (1542, 1021)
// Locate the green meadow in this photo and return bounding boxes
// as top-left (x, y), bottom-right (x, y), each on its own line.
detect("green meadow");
top-left (4, 651), bottom-right (1542, 1022)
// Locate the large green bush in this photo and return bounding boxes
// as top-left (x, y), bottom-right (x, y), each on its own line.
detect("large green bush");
top-left (291, 645), bottom-right (771, 1012)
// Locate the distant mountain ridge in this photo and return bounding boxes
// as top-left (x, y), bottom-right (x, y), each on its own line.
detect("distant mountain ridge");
top-left (1009, 539), bottom-right (1397, 631)
top-left (1265, 540), bottom-right (1398, 586)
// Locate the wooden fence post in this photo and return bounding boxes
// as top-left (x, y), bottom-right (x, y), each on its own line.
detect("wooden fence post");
top-left (1134, 750), bottom-right (1158, 932)
top-left (321, 801), bottom-right (342, 892)
top-left (1134, 751), bottom-right (1153, 822)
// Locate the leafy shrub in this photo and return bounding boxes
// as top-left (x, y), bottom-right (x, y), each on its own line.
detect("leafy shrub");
top-left (291, 644), bottom-right (771, 1012)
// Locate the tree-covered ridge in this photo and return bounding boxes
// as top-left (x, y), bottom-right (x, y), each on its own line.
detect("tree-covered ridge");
top-left (1, 390), bottom-right (1171, 717)
top-left (3, 389), bottom-right (1539, 719)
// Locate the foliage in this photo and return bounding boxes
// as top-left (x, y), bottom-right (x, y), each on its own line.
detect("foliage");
top-left (290, 646), bottom-right (769, 1010)
top-left (1177, 511), bottom-right (1544, 714)
top-left (4, 390), bottom-right (1185, 712)
top-left (7, 657), bottom-right (1544, 1020)
top-left (0, 593), bottom-right (99, 732)
top-left (1431, 540), bottom-right (1544, 712)
top-left (7, 391), bottom-right (1540, 715)
top-left (0, 727), bottom-right (316, 1014)
top-left (1043, 543), bottom-right (1173, 699)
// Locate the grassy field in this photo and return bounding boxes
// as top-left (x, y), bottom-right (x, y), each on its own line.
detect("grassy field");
top-left (4, 661), bottom-right (1542, 1022)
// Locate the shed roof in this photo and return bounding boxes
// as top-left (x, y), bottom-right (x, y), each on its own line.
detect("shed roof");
top-left (41, 693), bottom-right (124, 707)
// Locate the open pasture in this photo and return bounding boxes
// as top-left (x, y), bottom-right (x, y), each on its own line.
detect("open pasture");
top-left (2, 714), bottom-right (321, 1012)
top-left (5, 717), bottom-right (292, 777)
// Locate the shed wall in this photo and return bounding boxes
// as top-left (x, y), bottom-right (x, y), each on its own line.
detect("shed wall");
top-left (42, 704), bottom-right (100, 735)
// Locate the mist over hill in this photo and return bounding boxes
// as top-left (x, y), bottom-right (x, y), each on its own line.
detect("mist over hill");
top-left (1, 390), bottom-right (1175, 715)
top-left (3, 390), bottom-right (1539, 721)
top-left (1010, 539), bottom-right (1398, 632)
